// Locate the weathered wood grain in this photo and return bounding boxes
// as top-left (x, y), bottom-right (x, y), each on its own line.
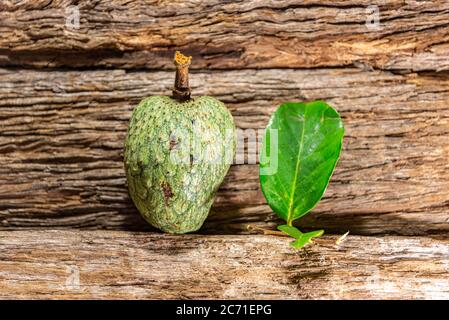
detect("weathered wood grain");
top-left (1, 0), bottom-right (448, 301)
top-left (1, 67), bottom-right (449, 234)
top-left (0, 230), bottom-right (448, 299)
top-left (1, 0), bottom-right (449, 71)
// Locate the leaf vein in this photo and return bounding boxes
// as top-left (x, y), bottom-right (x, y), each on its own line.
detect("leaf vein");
top-left (287, 108), bottom-right (307, 224)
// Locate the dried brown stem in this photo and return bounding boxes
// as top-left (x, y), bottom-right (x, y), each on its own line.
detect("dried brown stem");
top-left (172, 51), bottom-right (192, 101)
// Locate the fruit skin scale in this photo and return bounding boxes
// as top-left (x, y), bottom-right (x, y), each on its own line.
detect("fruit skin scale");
top-left (124, 95), bottom-right (235, 233)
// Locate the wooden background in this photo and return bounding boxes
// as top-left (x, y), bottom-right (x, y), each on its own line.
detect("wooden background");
top-left (1, 0), bottom-right (449, 299)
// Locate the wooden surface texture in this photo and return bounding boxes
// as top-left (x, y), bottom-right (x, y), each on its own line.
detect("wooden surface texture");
top-left (1, 230), bottom-right (449, 299)
top-left (1, 0), bottom-right (448, 299)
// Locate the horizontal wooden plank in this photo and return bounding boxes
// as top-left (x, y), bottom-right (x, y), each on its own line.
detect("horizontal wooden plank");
top-left (0, 230), bottom-right (448, 299)
top-left (1, 67), bottom-right (449, 234)
top-left (1, 1), bottom-right (449, 71)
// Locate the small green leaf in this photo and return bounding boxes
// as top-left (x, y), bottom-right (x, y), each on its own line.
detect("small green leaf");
top-left (290, 230), bottom-right (324, 249)
top-left (278, 224), bottom-right (324, 249)
top-left (277, 224), bottom-right (303, 238)
top-left (260, 101), bottom-right (344, 225)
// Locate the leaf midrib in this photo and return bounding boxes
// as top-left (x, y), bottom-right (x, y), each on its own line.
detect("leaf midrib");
top-left (286, 110), bottom-right (306, 225)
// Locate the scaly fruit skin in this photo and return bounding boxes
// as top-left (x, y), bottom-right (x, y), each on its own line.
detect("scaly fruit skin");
top-left (124, 95), bottom-right (236, 233)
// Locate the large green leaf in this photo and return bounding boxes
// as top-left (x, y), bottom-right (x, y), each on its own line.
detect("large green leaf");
top-left (260, 101), bottom-right (344, 226)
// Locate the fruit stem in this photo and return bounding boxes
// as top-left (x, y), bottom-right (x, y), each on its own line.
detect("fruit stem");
top-left (172, 51), bottom-right (192, 101)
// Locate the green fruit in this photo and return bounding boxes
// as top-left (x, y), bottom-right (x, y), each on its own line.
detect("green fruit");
top-left (124, 52), bottom-right (236, 233)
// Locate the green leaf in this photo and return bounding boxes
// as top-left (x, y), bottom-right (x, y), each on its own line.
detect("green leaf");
top-left (277, 224), bottom-right (303, 238)
top-left (260, 101), bottom-right (344, 225)
top-left (278, 224), bottom-right (324, 249)
top-left (290, 230), bottom-right (324, 249)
